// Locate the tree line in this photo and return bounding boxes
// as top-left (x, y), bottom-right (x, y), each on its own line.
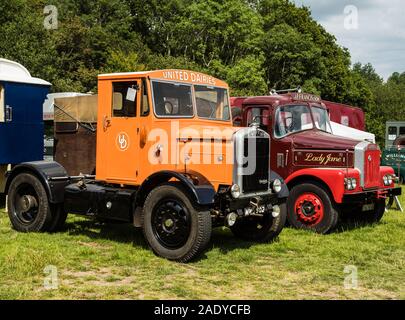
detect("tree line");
top-left (0, 0), bottom-right (404, 146)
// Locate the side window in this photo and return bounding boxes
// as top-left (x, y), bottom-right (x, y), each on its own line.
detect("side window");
top-left (0, 85), bottom-right (4, 122)
top-left (246, 107), bottom-right (270, 132)
top-left (400, 127), bottom-right (405, 135)
top-left (141, 79), bottom-right (150, 117)
top-left (388, 126), bottom-right (398, 141)
top-left (112, 82), bottom-right (138, 118)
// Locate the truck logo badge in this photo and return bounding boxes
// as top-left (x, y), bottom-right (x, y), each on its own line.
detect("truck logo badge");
top-left (368, 155), bottom-right (372, 162)
top-left (259, 179), bottom-right (268, 185)
top-left (117, 132), bottom-right (130, 151)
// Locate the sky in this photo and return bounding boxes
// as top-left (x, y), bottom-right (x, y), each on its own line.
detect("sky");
top-left (292, 0), bottom-right (405, 80)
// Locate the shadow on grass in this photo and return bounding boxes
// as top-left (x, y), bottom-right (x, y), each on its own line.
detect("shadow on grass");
top-left (64, 219), bottom-right (149, 250)
top-left (63, 218), bottom-right (261, 261)
top-left (332, 214), bottom-right (386, 234)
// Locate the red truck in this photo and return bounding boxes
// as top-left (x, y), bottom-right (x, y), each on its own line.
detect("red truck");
top-left (235, 92), bottom-right (401, 233)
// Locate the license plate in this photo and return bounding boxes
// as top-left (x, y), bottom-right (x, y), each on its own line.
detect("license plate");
top-left (362, 203), bottom-right (375, 212)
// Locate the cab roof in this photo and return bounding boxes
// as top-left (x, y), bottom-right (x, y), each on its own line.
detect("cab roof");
top-left (0, 58), bottom-right (51, 86)
top-left (243, 93), bottom-right (326, 109)
top-left (98, 69), bottom-right (228, 88)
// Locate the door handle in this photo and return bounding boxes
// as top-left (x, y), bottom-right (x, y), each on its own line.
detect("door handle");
top-left (140, 126), bottom-right (148, 148)
top-left (103, 115), bottom-right (111, 131)
top-left (5, 105), bottom-right (12, 122)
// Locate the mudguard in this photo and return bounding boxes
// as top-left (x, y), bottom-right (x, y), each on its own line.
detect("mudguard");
top-left (5, 161), bottom-right (68, 204)
top-left (137, 170), bottom-right (216, 206)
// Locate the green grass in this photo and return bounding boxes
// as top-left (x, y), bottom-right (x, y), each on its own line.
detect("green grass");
top-left (0, 190), bottom-right (404, 300)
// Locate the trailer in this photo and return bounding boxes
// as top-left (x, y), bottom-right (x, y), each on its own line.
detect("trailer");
top-left (4, 69), bottom-right (289, 262)
top-left (0, 59), bottom-right (51, 203)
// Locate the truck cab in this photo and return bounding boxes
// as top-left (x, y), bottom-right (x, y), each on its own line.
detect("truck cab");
top-left (240, 92), bottom-right (401, 233)
top-left (5, 70), bottom-right (289, 262)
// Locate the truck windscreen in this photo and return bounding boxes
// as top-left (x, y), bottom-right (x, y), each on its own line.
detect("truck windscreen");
top-left (312, 106), bottom-right (332, 133)
top-left (152, 81), bottom-right (194, 117)
top-left (274, 105), bottom-right (313, 138)
top-left (195, 85), bottom-right (231, 121)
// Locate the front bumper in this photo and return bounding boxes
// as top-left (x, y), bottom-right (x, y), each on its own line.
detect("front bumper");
top-left (228, 192), bottom-right (280, 211)
top-left (342, 187), bottom-right (402, 204)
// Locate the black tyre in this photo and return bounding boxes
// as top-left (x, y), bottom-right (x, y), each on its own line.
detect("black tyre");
top-left (287, 183), bottom-right (339, 234)
top-left (0, 193), bottom-right (5, 208)
top-left (7, 173), bottom-right (53, 232)
top-left (362, 199), bottom-right (385, 224)
top-left (141, 183), bottom-right (212, 262)
top-left (48, 204), bottom-right (68, 232)
top-left (230, 203), bottom-right (287, 242)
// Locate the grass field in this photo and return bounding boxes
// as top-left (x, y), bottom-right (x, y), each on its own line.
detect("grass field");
top-left (0, 190), bottom-right (404, 300)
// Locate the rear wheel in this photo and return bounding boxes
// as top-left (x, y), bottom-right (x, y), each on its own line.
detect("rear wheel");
top-left (230, 203), bottom-right (287, 242)
top-left (142, 183), bottom-right (212, 262)
top-left (7, 173), bottom-right (53, 232)
top-left (287, 183), bottom-right (338, 234)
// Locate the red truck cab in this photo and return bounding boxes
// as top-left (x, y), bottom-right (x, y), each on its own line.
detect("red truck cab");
top-left (240, 92), bottom-right (401, 233)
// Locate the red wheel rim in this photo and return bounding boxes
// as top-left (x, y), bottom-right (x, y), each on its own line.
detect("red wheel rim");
top-left (294, 193), bottom-right (324, 226)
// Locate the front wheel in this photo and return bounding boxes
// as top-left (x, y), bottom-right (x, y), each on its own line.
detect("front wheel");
top-left (230, 203), bottom-right (287, 242)
top-left (287, 183), bottom-right (338, 234)
top-left (142, 183), bottom-right (212, 263)
top-left (362, 199), bottom-right (386, 224)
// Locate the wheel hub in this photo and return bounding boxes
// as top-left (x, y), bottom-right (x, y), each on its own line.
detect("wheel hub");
top-left (152, 200), bottom-right (191, 249)
top-left (294, 193), bottom-right (324, 225)
top-left (163, 218), bottom-right (175, 230)
top-left (19, 195), bottom-right (38, 213)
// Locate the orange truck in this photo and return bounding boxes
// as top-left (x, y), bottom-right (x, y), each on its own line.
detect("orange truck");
top-left (4, 70), bottom-right (289, 262)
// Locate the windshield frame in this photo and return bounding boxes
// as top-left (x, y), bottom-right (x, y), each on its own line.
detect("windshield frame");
top-left (273, 103), bottom-right (333, 139)
top-left (310, 104), bottom-right (333, 134)
top-left (273, 104), bottom-right (314, 139)
top-left (151, 79), bottom-right (195, 119)
top-left (151, 79), bottom-right (232, 123)
top-left (194, 84), bottom-right (231, 122)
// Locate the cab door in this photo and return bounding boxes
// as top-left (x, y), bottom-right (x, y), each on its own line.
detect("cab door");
top-left (104, 80), bottom-right (140, 184)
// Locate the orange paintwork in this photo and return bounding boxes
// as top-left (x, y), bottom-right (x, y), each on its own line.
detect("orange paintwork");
top-left (96, 70), bottom-right (236, 190)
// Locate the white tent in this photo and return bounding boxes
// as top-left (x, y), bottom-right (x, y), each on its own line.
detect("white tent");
top-left (43, 92), bottom-right (91, 120)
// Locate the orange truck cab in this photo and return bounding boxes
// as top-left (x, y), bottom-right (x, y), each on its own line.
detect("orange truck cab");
top-left (4, 70), bottom-right (288, 262)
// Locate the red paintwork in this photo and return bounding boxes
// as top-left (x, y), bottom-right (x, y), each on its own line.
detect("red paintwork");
top-left (230, 97), bottom-right (246, 108)
top-left (235, 93), bottom-right (396, 205)
top-left (285, 168), bottom-right (357, 203)
top-left (291, 130), bottom-right (358, 151)
top-left (364, 147), bottom-right (381, 189)
top-left (294, 192), bottom-right (324, 226)
top-left (231, 96), bottom-right (366, 131)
